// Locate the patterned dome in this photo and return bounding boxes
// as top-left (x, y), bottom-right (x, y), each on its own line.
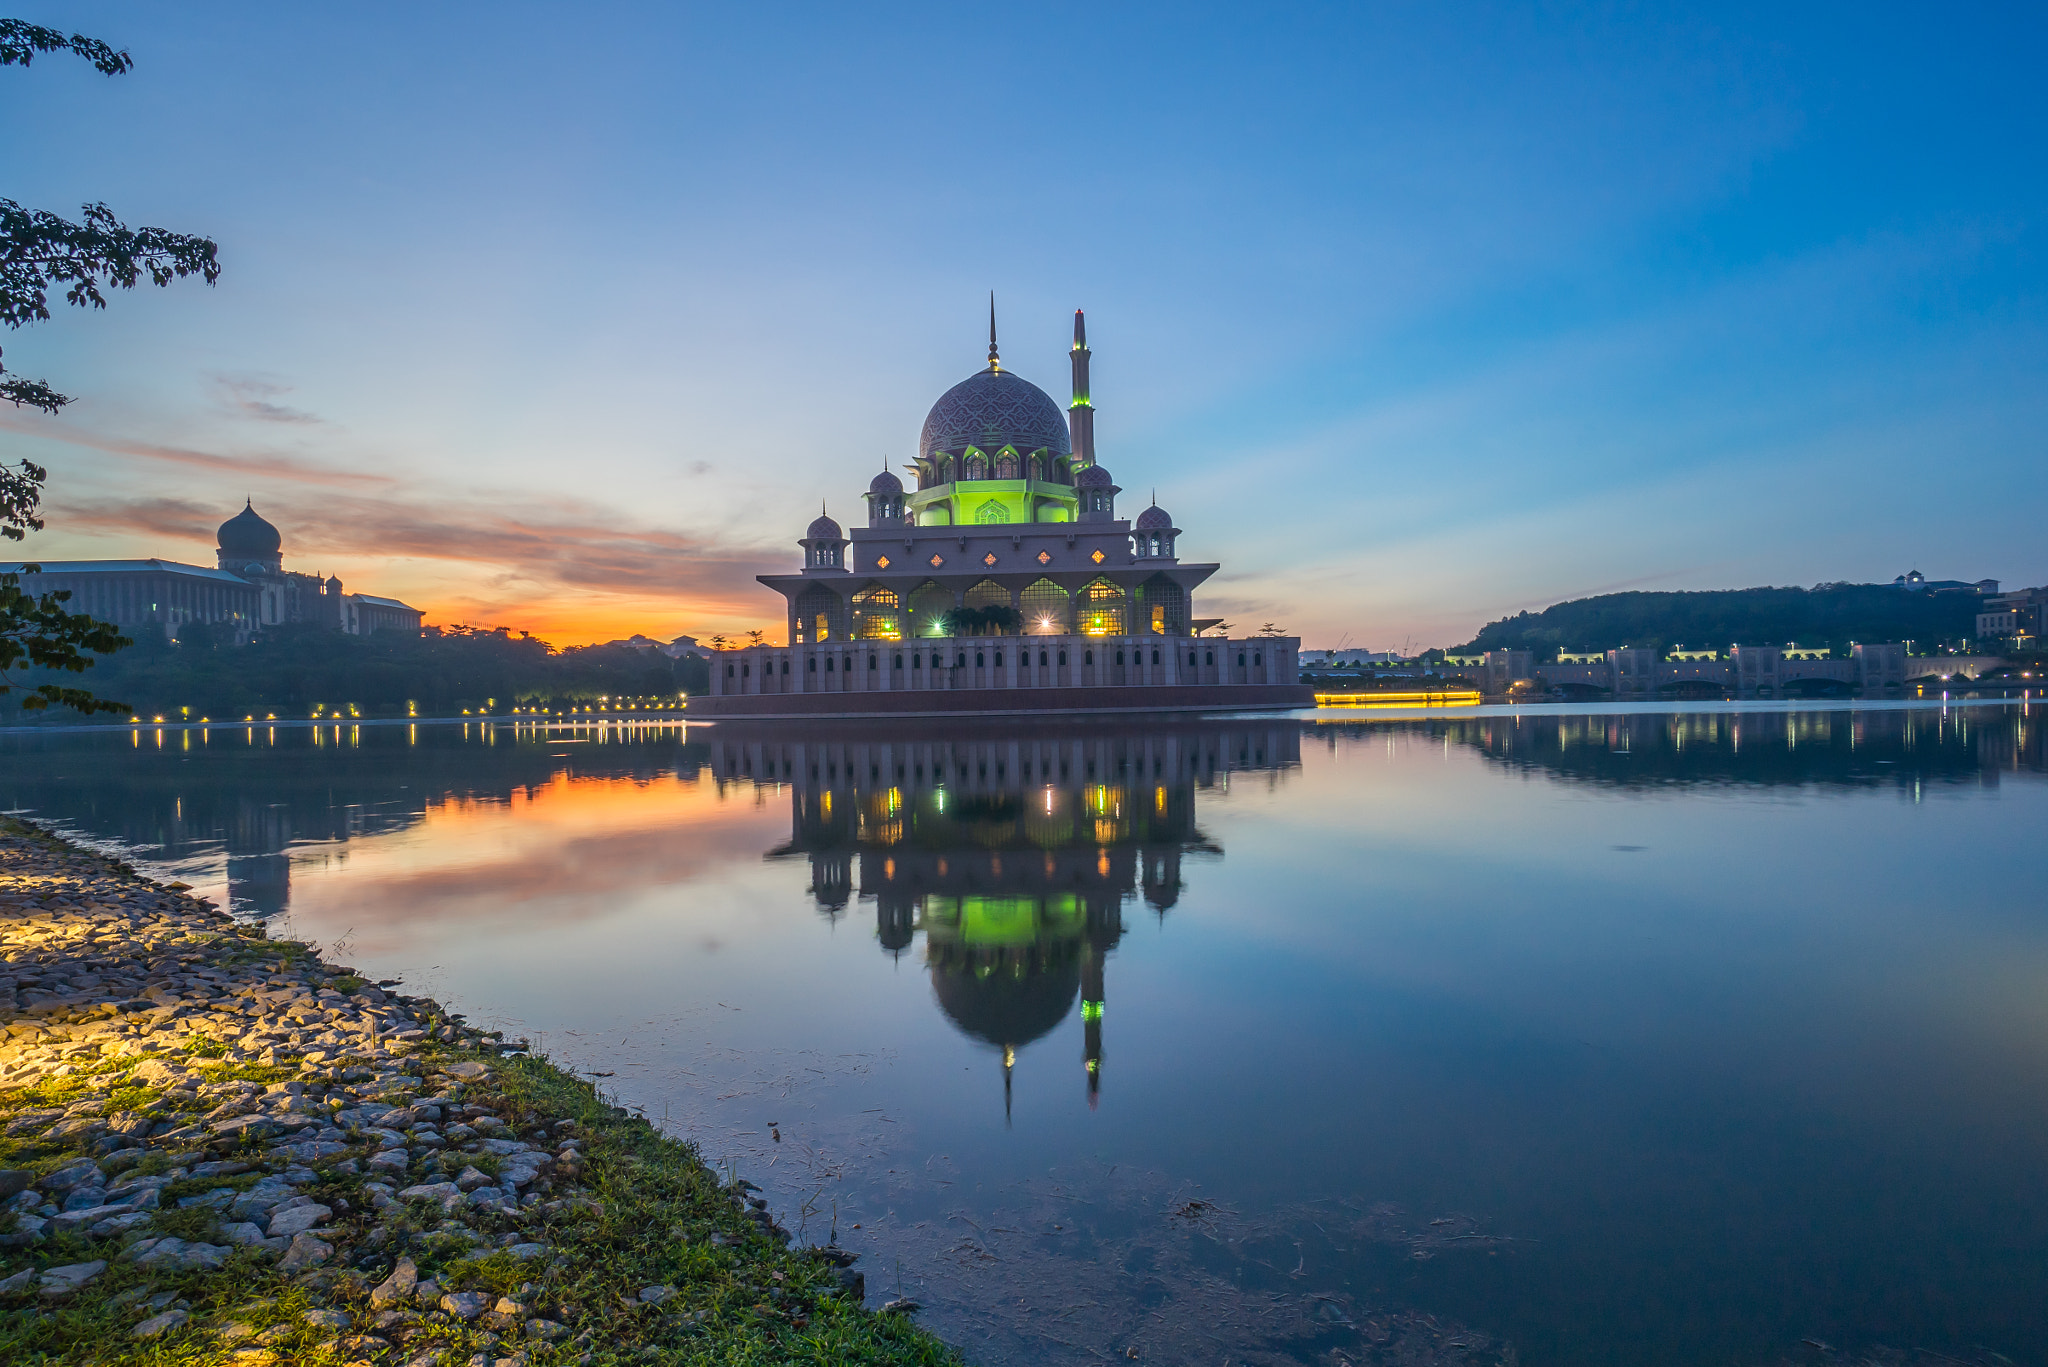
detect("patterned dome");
top-left (868, 469), bottom-right (903, 495)
top-left (1135, 504), bottom-right (1173, 530)
top-left (217, 500), bottom-right (280, 556)
top-left (806, 513), bottom-right (843, 540)
top-left (919, 368), bottom-right (1071, 463)
top-left (1075, 464), bottom-right (1114, 489)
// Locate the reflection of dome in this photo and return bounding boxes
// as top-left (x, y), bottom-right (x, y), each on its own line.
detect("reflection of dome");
top-left (868, 469), bottom-right (903, 495)
top-left (1075, 464), bottom-right (1114, 489)
top-left (931, 958), bottom-right (1080, 1050)
top-left (806, 513), bottom-right (843, 540)
top-left (1135, 504), bottom-right (1172, 530)
top-left (217, 501), bottom-right (281, 557)
top-left (919, 369), bottom-right (1072, 463)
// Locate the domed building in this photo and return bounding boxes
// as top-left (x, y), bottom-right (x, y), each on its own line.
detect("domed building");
top-left (8, 498), bottom-right (421, 645)
top-left (698, 307), bottom-right (1310, 717)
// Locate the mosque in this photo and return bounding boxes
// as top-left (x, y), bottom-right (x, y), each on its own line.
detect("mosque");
top-left (695, 308), bottom-right (1311, 717)
top-left (9, 501), bottom-right (422, 644)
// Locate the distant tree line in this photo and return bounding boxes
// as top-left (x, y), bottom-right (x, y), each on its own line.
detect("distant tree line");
top-left (0, 623), bottom-right (711, 723)
top-left (1453, 584), bottom-right (1986, 659)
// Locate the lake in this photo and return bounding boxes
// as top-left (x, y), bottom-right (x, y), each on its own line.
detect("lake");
top-left (4, 701), bottom-right (2045, 1366)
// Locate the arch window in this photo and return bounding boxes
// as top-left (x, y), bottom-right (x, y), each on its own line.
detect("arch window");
top-left (851, 584), bottom-right (902, 640)
top-left (974, 499), bottom-right (1010, 524)
top-left (1020, 578), bottom-right (1070, 634)
top-left (965, 578), bottom-right (1011, 611)
top-left (995, 453), bottom-right (1018, 479)
top-left (965, 453), bottom-right (989, 480)
top-left (1079, 577), bottom-right (1126, 636)
top-left (1142, 576), bottom-right (1186, 636)
top-left (907, 580), bottom-right (952, 637)
top-left (794, 584), bottom-right (846, 644)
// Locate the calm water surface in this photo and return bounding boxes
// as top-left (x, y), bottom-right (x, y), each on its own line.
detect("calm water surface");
top-left (4, 703), bottom-right (2046, 1366)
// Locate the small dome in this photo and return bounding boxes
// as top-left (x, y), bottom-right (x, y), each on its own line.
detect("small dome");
top-left (217, 500), bottom-right (281, 557)
top-left (325, 575), bottom-right (343, 590)
top-left (868, 469), bottom-right (903, 495)
top-left (919, 368), bottom-right (1072, 464)
top-left (1075, 464), bottom-right (1114, 489)
top-left (806, 513), bottom-right (843, 540)
top-left (1135, 505), bottom-right (1173, 531)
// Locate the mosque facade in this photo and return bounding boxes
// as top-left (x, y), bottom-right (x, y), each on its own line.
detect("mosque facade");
top-left (697, 310), bottom-right (1311, 717)
top-left (9, 501), bottom-right (422, 645)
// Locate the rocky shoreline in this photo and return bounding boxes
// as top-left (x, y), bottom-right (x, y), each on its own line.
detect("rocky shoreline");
top-left (0, 816), bottom-right (956, 1366)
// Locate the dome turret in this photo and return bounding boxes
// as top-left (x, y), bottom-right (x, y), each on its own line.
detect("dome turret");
top-left (1075, 464), bottom-right (1119, 523)
top-left (216, 499), bottom-right (282, 572)
top-left (807, 512), bottom-right (843, 540)
top-left (919, 369), bottom-right (1072, 466)
top-left (868, 469), bottom-right (903, 495)
top-left (864, 466), bottom-right (906, 529)
top-left (1135, 504), bottom-right (1173, 531)
top-left (1075, 464), bottom-right (1113, 489)
top-left (801, 508), bottom-right (848, 572)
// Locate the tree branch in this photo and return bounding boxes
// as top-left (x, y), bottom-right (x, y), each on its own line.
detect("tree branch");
top-left (0, 19), bottom-right (133, 75)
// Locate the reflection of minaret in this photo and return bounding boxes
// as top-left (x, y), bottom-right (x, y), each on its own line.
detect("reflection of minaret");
top-left (1081, 944), bottom-right (1104, 1109)
top-left (1069, 310), bottom-right (1094, 468)
top-left (1003, 1044), bottom-right (1015, 1127)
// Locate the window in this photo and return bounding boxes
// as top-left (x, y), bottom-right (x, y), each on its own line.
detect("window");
top-left (1091, 548), bottom-right (1106, 564)
top-left (995, 453), bottom-right (1018, 479)
top-left (1188, 651), bottom-right (1197, 666)
top-left (1079, 577), bottom-right (1126, 635)
top-left (929, 553), bottom-right (945, 568)
top-left (1237, 652), bottom-right (1246, 667)
top-left (1084, 650), bottom-right (1094, 665)
top-left (1253, 653), bottom-right (1262, 667)
top-left (809, 658), bottom-right (817, 672)
top-left (875, 554), bottom-right (890, 569)
top-left (994, 651), bottom-right (1003, 666)
top-left (965, 578), bottom-right (1010, 612)
top-left (1151, 649), bottom-right (1159, 665)
top-left (893, 654), bottom-right (903, 669)
top-left (1205, 651), bottom-right (1213, 666)
top-left (725, 663), bottom-right (734, 677)
top-left (781, 661), bottom-right (789, 675)
top-left (1116, 650), bottom-right (1125, 665)
top-left (1021, 578), bottom-right (1071, 633)
top-left (1058, 650), bottom-right (1068, 665)
top-left (983, 552), bottom-right (998, 566)
top-left (826, 656), bottom-right (835, 671)
top-left (974, 499), bottom-right (1010, 525)
top-left (868, 654), bottom-right (878, 670)
top-left (907, 580), bottom-right (951, 636)
top-left (852, 584), bottom-right (902, 640)
top-left (1039, 650), bottom-right (1048, 666)
top-left (975, 651), bottom-right (985, 667)
top-left (956, 651), bottom-right (967, 667)
top-left (741, 664), bottom-right (750, 677)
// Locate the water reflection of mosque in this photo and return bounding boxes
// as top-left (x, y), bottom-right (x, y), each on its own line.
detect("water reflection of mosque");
top-left (711, 724), bottom-right (1301, 1112)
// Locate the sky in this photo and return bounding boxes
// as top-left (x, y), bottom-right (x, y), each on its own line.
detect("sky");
top-left (3, 1), bottom-right (2044, 648)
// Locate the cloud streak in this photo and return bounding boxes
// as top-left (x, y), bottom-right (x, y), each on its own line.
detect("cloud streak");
top-left (0, 414), bottom-right (392, 489)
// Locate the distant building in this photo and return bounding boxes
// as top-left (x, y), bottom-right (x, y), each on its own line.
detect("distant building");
top-left (1300, 649), bottom-right (1410, 667)
top-left (1508, 641), bottom-right (1917, 698)
top-left (1892, 570), bottom-right (1999, 594)
top-left (1977, 586), bottom-right (2046, 646)
top-left (9, 501), bottom-right (422, 645)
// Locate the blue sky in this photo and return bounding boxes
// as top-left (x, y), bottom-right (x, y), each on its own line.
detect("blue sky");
top-left (3, 2), bottom-right (2043, 645)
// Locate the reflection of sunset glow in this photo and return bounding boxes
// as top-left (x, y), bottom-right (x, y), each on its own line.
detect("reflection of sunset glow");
top-left (285, 768), bottom-right (764, 958)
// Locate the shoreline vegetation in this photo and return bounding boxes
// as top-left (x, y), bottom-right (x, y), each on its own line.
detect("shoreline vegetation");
top-left (0, 816), bottom-right (957, 1366)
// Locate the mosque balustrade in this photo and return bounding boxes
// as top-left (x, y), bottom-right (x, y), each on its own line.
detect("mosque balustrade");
top-left (706, 635), bottom-right (1299, 697)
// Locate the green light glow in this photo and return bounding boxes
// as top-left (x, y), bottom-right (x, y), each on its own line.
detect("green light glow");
top-left (1081, 1000), bottom-right (1103, 1021)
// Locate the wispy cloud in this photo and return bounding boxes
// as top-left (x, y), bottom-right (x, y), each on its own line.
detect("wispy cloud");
top-left (214, 374), bottom-right (323, 425)
top-left (0, 413), bottom-right (392, 489)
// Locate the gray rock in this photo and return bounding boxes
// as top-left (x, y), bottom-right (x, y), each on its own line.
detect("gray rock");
top-left (219, 1221), bottom-right (269, 1246)
top-left (442, 1061), bottom-right (490, 1082)
top-left (454, 1166), bottom-right (495, 1191)
top-left (132, 1308), bottom-right (189, 1338)
top-left (88, 1211), bottom-right (153, 1238)
top-left (504, 1242), bottom-right (549, 1260)
top-left (396, 1181), bottom-right (465, 1211)
top-left (264, 1202), bottom-right (332, 1238)
top-left (439, 1290), bottom-right (490, 1320)
top-left (60, 1185), bottom-right (107, 1212)
top-left (369, 1256), bottom-right (418, 1308)
top-left (0, 1266), bottom-right (34, 1294)
top-left (39, 1159), bottom-right (102, 1193)
top-left (277, 1232), bottom-right (332, 1271)
top-left (637, 1284), bottom-right (676, 1304)
top-left (304, 1308), bottom-right (351, 1329)
top-left (38, 1259), bottom-right (106, 1297)
top-left (178, 1187), bottom-right (236, 1210)
top-left (0, 1170), bottom-right (33, 1201)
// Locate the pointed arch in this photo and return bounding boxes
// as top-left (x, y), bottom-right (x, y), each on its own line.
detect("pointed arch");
top-left (974, 499), bottom-right (1011, 524)
top-left (964, 578), bottom-right (1011, 610)
top-left (794, 583), bottom-right (848, 644)
top-left (1020, 578), bottom-right (1071, 634)
top-left (907, 580), bottom-right (952, 638)
top-left (1079, 578), bottom-right (1126, 636)
top-left (852, 583), bottom-right (903, 640)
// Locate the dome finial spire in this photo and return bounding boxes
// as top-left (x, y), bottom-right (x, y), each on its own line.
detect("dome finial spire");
top-left (987, 292), bottom-right (999, 372)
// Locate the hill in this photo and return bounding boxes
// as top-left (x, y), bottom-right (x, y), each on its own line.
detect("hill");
top-left (1453, 584), bottom-right (1984, 658)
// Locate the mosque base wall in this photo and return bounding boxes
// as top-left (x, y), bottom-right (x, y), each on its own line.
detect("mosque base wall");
top-left (688, 683), bottom-right (1315, 720)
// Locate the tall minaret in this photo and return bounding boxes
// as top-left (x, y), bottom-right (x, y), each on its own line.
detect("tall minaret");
top-left (1069, 309), bottom-right (1095, 468)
